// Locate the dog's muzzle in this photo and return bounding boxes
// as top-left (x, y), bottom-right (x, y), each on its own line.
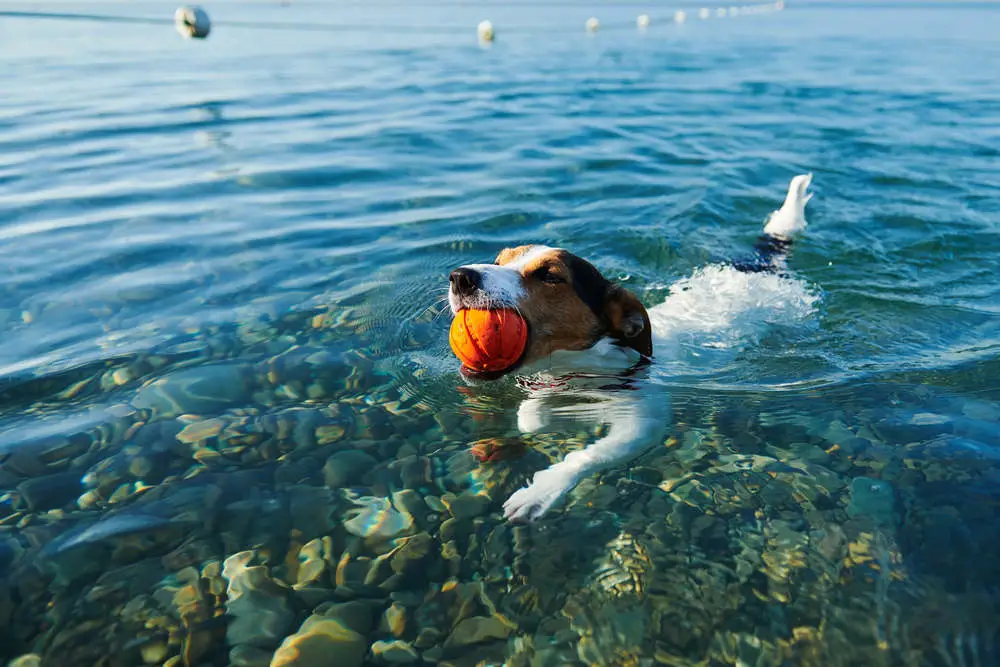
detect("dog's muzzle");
top-left (449, 267), bottom-right (481, 298)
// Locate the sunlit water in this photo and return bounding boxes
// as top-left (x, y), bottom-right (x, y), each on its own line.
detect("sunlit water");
top-left (1, 2), bottom-right (999, 665)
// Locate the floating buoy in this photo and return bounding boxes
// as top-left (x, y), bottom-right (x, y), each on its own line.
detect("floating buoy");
top-left (674, 10), bottom-right (688, 23)
top-left (585, 17), bottom-right (600, 32)
top-left (699, 7), bottom-right (711, 18)
top-left (716, 7), bottom-right (728, 17)
top-left (729, 6), bottom-right (740, 16)
top-left (174, 5), bottom-right (210, 39)
top-left (637, 14), bottom-right (650, 29)
top-left (477, 19), bottom-right (494, 42)
top-left (775, 0), bottom-right (785, 9)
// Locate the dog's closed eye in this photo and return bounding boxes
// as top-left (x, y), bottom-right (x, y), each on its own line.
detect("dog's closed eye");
top-left (532, 266), bottom-right (566, 284)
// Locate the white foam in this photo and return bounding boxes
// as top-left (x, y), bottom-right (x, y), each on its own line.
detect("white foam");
top-left (648, 264), bottom-right (818, 368)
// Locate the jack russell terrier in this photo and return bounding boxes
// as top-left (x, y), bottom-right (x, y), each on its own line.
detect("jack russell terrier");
top-left (447, 174), bottom-right (816, 521)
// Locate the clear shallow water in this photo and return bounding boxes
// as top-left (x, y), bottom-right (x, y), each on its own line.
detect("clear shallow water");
top-left (2, 2), bottom-right (1000, 665)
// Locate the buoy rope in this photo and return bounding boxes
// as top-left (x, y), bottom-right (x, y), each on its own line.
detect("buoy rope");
top-left (0, 5), bottom-right (782, 36)
top-left (0, 10), bottom-right (173, 27)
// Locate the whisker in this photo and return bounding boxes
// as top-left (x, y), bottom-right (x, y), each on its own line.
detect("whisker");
top-left (433, 304), bottom-right (453, 321)
top-left (418, 293), bottom-right (454, 322)
top-left (422, 295), bottom-right (449, 311)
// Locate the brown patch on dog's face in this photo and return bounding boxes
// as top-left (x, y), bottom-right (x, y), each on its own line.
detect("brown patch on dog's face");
top-left (494, 245), bottom-right (535, 266)
top-left (494, 246), bottom-right (652, 365)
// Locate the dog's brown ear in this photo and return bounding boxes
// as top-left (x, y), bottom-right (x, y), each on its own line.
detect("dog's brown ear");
top-left (604, 286), bottom-right (652, 357)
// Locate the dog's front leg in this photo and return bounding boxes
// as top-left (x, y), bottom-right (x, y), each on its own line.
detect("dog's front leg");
top-left (503, 392), bottom-right (666, 522)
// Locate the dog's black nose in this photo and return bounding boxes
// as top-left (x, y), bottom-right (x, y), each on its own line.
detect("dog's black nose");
top-left (449, 267), bottom-right (481, 296)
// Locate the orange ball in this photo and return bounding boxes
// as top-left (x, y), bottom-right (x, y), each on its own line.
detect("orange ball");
top-left (449, 308), bottom-right (528, 373)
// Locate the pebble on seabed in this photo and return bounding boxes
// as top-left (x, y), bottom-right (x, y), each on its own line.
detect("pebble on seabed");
top-left (174, 5), bottom-right (211, 39)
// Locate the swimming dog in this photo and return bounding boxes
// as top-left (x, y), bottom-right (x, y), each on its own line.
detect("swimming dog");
top-left (448, 174), bottom-right (814, 521)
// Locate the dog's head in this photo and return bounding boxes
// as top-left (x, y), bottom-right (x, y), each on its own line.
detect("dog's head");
top-left (448, 245), bottom-right (651, 378)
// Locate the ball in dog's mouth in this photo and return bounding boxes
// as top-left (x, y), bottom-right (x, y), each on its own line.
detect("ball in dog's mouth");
top-left (449, 308), bottom-right (527, 376)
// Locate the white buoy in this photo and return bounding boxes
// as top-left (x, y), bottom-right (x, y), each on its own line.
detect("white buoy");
top-left (637, 14), bottom-right (650, 29)
top-left (699, 7), bottom-right (711, 18)
top-left (477, 19), bottom-right (495, 42)
top-left (674, 10), bottom-right (688, 23)
top-left (775, 0), bottom-right (785, 9)
top-left (729, 6), bottom-right (740, 15)
top-left (585, 17), bottom-right (600, 32)
top-left (174, 5), bottom-right (210, 39)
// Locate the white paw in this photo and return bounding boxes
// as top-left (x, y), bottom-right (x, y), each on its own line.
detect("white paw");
top-left (516, 399), bottom-right (549, 433)
top-left (503, 466), bottom-right (579, 522)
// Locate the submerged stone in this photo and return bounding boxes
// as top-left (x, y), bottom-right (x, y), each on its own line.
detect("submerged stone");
top-left (47, 511), bottom-right (178, 555)
top-left (223, 551), bottom-right (294, 650)
top-left (443, 615), bottom-right (516, 649)
top-left (324, 451), bottom-right (378, 489)
top-left (230, 644), bottom-right (274, 667)
top-left (343, 495), bottom-right (414, 540)
top-left (176, 417), bottom-right (228, 445)
top-left (846, 476), bottom-right (897, 528)
top-left (15, 471), bottom-right (81, 511)
top-left (140, 639), bottom-right (169, 664)
top-left (132, 363), bottom-right (255, 418)
top-left (440, 492), bottom-right (491, 521)
top-left (390, 532), bottom-right (433, 575)
top-left (873, 412), bottom-right (953, 444)
top-left (392, 455), bottom-right (432, 488)
top-left (7, 655), bottom-right (42, 667)
top-left (381, 603), bottom-right (408, 637)
top-left (269, 615), bottom-right (366, 667)
top-left (0, 405), bottom-right (134, 477)
top-left (294, 538), bottom-right (329, 589)
top-left (316, 600), bottom-right (381, 636)
top-left (316, 425), bottom-right (347, 445)
top-left (370, 639), bottom-right (420, 664)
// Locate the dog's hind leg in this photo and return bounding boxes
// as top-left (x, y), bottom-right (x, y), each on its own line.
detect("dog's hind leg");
top-left (736, 173), bottom-right (813, 273)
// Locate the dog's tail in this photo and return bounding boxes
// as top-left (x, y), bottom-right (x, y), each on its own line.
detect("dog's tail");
top-left (763, 173), bottom-right (812, 240)
top-left (737, 174), bottom-right (813, 273)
